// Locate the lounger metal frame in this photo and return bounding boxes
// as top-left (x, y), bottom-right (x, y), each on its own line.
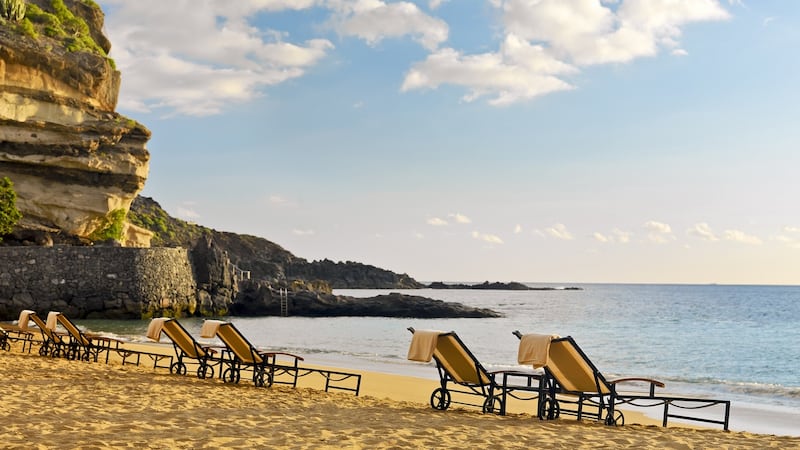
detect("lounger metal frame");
top-left (215, 322), bottom-right (303, 388)
top-left (513, 331), bottom-right (731, 430)
top-left (408, 327), bottom-right (540, 414)
top-left (158, 319), bottom-right (222, 379)
top-left (27, 313), bottom-right (68, 358)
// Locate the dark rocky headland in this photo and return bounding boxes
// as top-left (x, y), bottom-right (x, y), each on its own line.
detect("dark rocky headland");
top-left (0, 1), bottom-right (497, 320)
top-left (428, 281), bottom-right (583, 291)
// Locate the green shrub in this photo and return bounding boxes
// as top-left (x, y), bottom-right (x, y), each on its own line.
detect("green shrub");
top-left (89, 208), bottom-right (127, 242)
top-left (0, 177), bottom-right (23, 241)
top-left (0, 0), bottom-right (26, 22)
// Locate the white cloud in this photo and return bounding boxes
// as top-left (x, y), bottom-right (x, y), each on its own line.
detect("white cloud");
top-left (100, 0), bottom-right (334, 116)
top-left (783, 226), bottom-right (800, 233)
top-left (292, 228), bottom-right (316, 236)
top-left (268, 195), bottom-right (295, 206)
top-left (402, 36), bottom-right (576, 106)
top-left (671, 48), bottom-right (688, 56)
top-left (501, 0), bottom-right (729, 66)
top-left (687, 222), bottom-right (719, 241)
top-left (763, 17), bottom-right (776, 26)
top-left (514, 224), bottom-right (523, 234)
top-left (722, 229), bottom-right (762, 245)
top-left (175, 205), bottom-right (200, 220)
top-left (448, 213), bottom-right (472, 224)
top-left (330, 1), bottom-right (448, 51)
top-left (546, 223), bottom-right (574, 240)
top-left (429, 0), bottom-right (448, 9)
top-left (413, 232), bottom-right (425, 239)
top-left (471, 231), bottom-right (504, 244)
top-left (404, 0), bottom-right (729, 106)
top-left (613, 228), bottom-right (632, 243)
top-left (427, 217), bottom-right (448, 226)
top-left (593, 228), bottom-right (632, 243)
top-left (644, 220), bottom-right (674, 243)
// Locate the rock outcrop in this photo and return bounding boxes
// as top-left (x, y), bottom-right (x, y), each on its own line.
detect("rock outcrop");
top-left (0, 0), bottom-right (151, 247)
top-left (232, 280), bottom-right (501, 318)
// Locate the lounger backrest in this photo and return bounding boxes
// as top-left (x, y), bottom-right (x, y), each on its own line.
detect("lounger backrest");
top-left (162, 320), bottom-right (207, 359)
top-left (433, 333), bottom-right (491, 385)
top-left (56, 315), bottom-right (91, 346)
top-left (28, 314), bottom-right (60, 341)
top-left (216, 323), bottom-right (263, 365)
top-left (546, 337), bottom-right (612, 395)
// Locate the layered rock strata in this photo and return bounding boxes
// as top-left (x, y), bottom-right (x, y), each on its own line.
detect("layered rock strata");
top-left (0, 0), bottom-right (151, 246)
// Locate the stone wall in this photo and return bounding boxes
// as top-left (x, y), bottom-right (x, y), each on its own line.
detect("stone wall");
top-left (0, 246), bottom-right (198, 320)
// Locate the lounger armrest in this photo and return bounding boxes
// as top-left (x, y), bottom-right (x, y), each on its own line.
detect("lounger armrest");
top-left (259, 351), bottom-right (305, 362)
top-left (609, 377), bottom-right (665, 396)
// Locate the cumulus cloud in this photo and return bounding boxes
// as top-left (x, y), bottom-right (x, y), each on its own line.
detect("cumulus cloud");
top-left (402, 35), bottom-right (576, 106)
top-left (448, 213), bottom-right (472, 224)
top-left (427, 217), bottom-right (448, 226)
top-left (100, 0), bottom-right (333, 116)
top-left (471, 231), bottom-right (504, 244)
top-left (404, 0), bottom-right (730, 106)
top-left (546, 223), bottom-right (575, 240)
top-left (644, 220), bottom-right (674, 243)
top-left (101, 0), bottom-right (733, 114)
top-left (268, 195), bottom-right (296, 207)
top-left (593, 228), bottom-right (632, 243)
top-left (292, 229), bottom-right (316, 236)
top-left (722, 229), bottom-right (762, 245)
top-left (501, 0), bottom-right (729, 65)
top-left (175, 204), bottom-right (201, 220)
top-left (687, 222), bottom-right (719, 241)
top-left (514, 224), bottom-right (523, 234)
top-left (329, 0), bottom-right (449, 51)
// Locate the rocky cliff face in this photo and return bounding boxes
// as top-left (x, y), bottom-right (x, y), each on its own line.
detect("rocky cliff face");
top-left (0, 0), bottom-right (151, 246)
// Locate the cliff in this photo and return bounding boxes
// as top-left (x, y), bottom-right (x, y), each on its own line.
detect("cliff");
top-left (0, 0), bottom-right (151, 246)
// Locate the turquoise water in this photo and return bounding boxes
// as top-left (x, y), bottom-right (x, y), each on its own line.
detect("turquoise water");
top-left (80, 284), bottom-right (800, 436)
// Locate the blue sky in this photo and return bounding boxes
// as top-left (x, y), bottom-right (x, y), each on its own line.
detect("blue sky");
top-left (98, 0), bottom-right (800, 284)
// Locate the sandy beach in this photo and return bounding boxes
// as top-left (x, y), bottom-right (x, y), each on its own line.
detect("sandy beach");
top-left (0, 340), bottom-right (797, 449)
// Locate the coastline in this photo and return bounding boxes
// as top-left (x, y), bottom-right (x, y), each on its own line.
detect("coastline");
top-left (1, 341), bottom-right (797, 448)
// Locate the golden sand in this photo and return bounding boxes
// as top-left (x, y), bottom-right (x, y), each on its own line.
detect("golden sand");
top-left (0, 341), bottom-right (797, 449)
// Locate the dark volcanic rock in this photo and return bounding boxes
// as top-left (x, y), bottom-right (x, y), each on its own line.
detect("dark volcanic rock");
top-left (428, 281), bottom-right (583, 291)
top-left (232, 280), bottom-right (500, 318)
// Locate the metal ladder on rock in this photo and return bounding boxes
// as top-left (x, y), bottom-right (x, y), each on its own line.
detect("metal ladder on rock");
top-left (279, 288), bottom-right (289, 317)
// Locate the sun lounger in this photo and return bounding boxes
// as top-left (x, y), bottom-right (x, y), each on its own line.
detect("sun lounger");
top-left (208, 321), bottom-right (362, 395)
top-left (212, 321), bottom-right (304, 388)
top-left (512, 331), bottom-right (731, 430)
top-left (0, 328), bottom-right (10, 352)
top-left (17, 310), bottom-right (69, 358)
top-left (146, 318), bottom-right (221, 379)
top-left (53, 313), bottom-right (123, 363)
top-left (407, 327), bottom-right (545, 414)
top-left (0, 322), bottom-right (36, 353)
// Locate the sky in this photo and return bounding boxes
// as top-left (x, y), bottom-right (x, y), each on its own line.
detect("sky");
top-left (96, 0), bottom-right (800, 285)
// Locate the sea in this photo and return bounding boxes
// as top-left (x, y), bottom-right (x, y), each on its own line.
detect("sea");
top-left (78, 283), bottom-right (800, 437)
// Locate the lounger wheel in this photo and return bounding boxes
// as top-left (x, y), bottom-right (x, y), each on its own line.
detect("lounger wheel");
top-left (482, 396), bottom-right (503, 414)
top-left (1, 341), bottom-right (9, 352)
top-left (541, 398), bottom-right (560, 420)
top-left (430, 388), bottom-right (452, 410)
top-left (170, 361), bottom-right (187, 376)
top-left (197, 364), bottom-right (214, 379)
top-left (605, 410), bottom-right (624, 426)
top-left (223, 367), bottom-right (241, 384)
top-left (254, 371), bottom-right (272, 388)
